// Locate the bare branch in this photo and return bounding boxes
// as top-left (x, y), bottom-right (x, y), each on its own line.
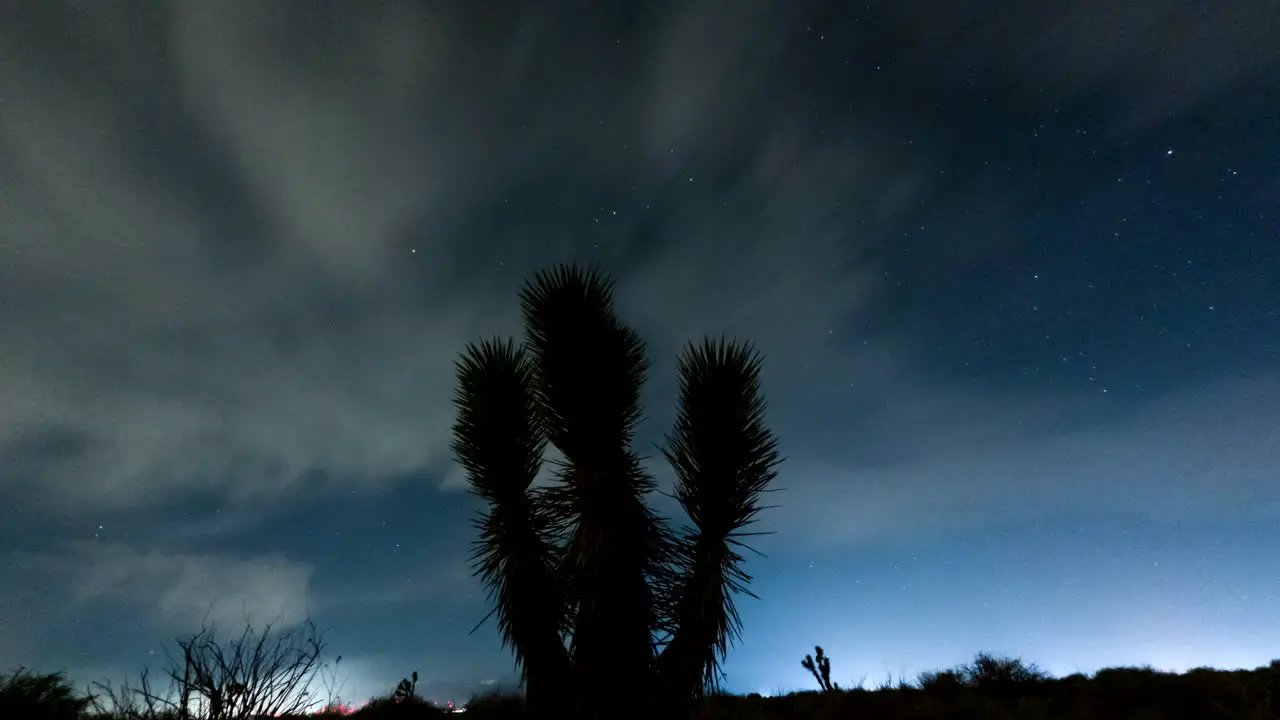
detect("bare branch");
top-left (89, 620), bottom-right (328, 719)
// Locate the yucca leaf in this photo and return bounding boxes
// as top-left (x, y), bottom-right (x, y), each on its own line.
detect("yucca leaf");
top-left (657, 337), bottom-right (782, 697)
top-left (518, 265), bottom-right (669, 719)
top-left (450, 338), bottom-right (571, 715)
top-left (518, 264), bottom-right (649, 464)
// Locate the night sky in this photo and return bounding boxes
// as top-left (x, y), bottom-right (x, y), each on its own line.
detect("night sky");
top-left (2, 0), bottom-right (1278, 705)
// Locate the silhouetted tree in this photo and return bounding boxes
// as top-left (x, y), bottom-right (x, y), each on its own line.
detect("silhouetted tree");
top-left (801, 646), bottom-right (839, 692)
top-left (452, 265), bottom-right (782, 720)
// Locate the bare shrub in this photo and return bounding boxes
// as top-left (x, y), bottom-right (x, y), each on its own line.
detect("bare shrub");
top-left (89, 620), bottom-right (328, 719)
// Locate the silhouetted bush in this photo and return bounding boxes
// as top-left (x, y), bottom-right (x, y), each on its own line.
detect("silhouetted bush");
top-left (85, 620), bottom-right (328, 719)
top-left (1270, 659), bottom-right (1280, 717)
top-left (0, 668), bottom-right (91, 720)
top-left (697, 655), bottom-right (1280, 719)
top-left (351, 694), bottom-right (447, 718)
top-left (310, 703), bottom-right (362, 719)
top-left (463, 691), bottom-right (525, 719)
top-left (917, 668), bottom-right (965, 690)
top-left (961, 652), bottom-right (1048, 691)
top-left (17, 651), bottom-right (1280, 719)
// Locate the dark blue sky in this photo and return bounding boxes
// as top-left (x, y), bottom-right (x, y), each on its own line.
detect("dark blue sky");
top-left (2, 0), bottom-right (1277, 705)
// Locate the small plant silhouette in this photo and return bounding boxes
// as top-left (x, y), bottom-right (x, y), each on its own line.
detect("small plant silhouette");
top-left (392, 671), bottom-right (418, 703)
top-left (452, 264), bottom-right (782, 720)
top-left (801, 646), bottom-right (839, 692)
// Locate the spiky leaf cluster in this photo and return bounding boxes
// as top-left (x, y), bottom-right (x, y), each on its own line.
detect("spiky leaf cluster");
top-left (451, 264), bottom-right (782, 720)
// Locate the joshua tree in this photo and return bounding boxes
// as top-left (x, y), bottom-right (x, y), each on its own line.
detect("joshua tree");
top-left (393, 671), bottom-right (418, 702)
top-left (801, 646), bottom-right (839, 692)
top-left (451, 264), bottom-right (782, 720)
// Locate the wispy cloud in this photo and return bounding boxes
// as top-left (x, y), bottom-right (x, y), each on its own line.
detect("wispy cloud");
top-left (317, 555), bottom-right (479, 613)
top-left (770, 373), bottom-right (1280, 547)
top-left (0, 2), bottom-right (921, 512)
top-left (1, 0), bottom-right (1275, 696)
top-left (18, 543), bottom-right (314, 632)
top-left (880, 0), bottom-right (1279, 131)
top-left (3, 0), bottom-right (1273, 554)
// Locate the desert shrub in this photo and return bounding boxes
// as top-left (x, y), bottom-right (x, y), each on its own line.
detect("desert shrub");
top-left (311, 701), bottom-right (362, 717)
top-left (961, 652), bottom-right (1048, 690)
top-left (1084, 665), bottom-right (1171, 717)
top-left (0, 668), bottom-right (91, 720)
top-left (1169, 667), bottom-right (1267, 720)
top-left (351, 694), bottom-right (447, 718)
top-left (463, 691), bottom-right (524, 719)
top-left (87, 620), bottom-right (329, 719)
top-left (917, 669), bottom-right (966, 693)
top-left (1269, 659), bottom-right (1280, 717)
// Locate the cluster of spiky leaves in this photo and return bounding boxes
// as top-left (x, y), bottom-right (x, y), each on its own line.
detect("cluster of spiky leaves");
top-left (657, 340), bottom-right (781, 696)
top-left (450, 339), bottom-right (572, 717)
top-left (451, 264), bottom-right (781, 720)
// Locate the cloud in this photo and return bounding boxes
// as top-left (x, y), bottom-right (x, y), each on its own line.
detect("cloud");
top-left (317, 554), bottom-right (479, 613)
top-left (20, 543), bottom-right (314, 632)
top-left (1, 2), bottom-right (1273, 697)
top-left (880, 0), bottom-right (1279, 131)
top-left (0, 2), bottom-right (922, 514)
top-left (1, 0), bottom-right (1271, 544)
top-left (0, 540), bottom-right (316, 695)
top-left (770, 372), bottom-right (1280, 548)
top-left (1, 4), bottom-right (504, 509)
